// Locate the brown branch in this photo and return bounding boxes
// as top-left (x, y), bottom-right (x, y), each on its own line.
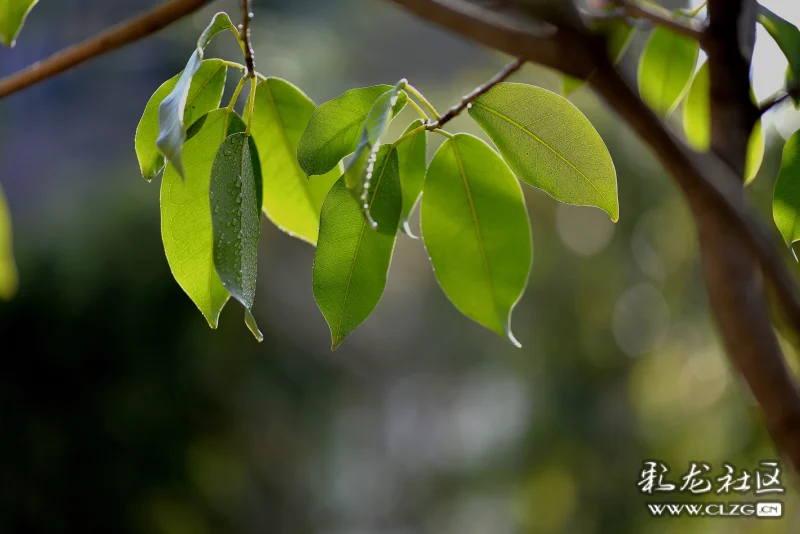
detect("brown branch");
top-left (239, 0), bottom-right (255, 77)
top-left (385, 0), bottom-right (599, 79)
top-left (700, 0), bottom-right (800, 470)
top-left (0, 0), bottom-right (215, 101)
top-left (430, 57), bottom-right (523, 130)
top-left (388, 0), bottom-right (800, 471)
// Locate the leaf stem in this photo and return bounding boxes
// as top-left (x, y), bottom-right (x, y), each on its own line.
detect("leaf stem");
top-left (406, 98), bottom-right (430, 121)
top-left (391, 124), bottom-right (427, 148)
top-left (227, 75), bottom-right (248, 112)
top-left (246, 76), bottom-right (257, 136)
top-left (220, 59), bottom-right (246, 72)
top-left (430, 129), bottom-right (454, 139)
top-left (404, 83), bottom-right (441, 120)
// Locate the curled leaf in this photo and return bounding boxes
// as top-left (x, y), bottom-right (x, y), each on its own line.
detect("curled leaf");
top-left (136, 59), bottom-right (227, 181)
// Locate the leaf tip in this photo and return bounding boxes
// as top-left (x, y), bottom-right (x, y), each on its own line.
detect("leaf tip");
top-left (245, 309), bottom-right (264, 342)
top-left (401, 220), bottom-right (418, 239)
top-left (507, 330), bottom-right (522, 349)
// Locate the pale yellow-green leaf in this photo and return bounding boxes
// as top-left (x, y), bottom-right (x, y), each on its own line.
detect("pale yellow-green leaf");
top-left (248, 78), bottom-right (341, 245)
top-left (161, 110), bottom-right (246, 327)
top-left (0, 183), bottom-right (17, 300)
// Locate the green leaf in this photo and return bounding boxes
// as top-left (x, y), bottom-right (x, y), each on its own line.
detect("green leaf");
top-left (683, 62), bottom-right (765, 183)
top-left (210, 132), bottom-right (264, 342)
top-left (421, 133), bottom-right (531, 346)
top-left (774, 130), bottom-right (800, 259)
top-left (156, 13), bottom-right (237, 178)
top-left (683, 61), bottom-right (710, 151)
top-left (313, 145), bottom-right (402, 350)
top-left (468, 82), bottom-right (618, 221)
top-left (248, 78), bottom-right (342, 245)
top-left (297, 85), bottom-right (407, 177)
top-left (561, 20), bottom-right (634, 96)
top-left (638, 26), bottom-right (699, 116)
top-left (759, 6), bottom-right (800, 88)
top-left (135, 59), bottom-right (227, 181)
top-left (161, 109), bottom-right (245, 328)
top-left (0, 0), bottom-right (38, 47)
top-left (745, 122), bottom-right (765, 185)
top-left (397, 119), bottom-right (427, 237)
top-left (0, 183), bottom-right (17, 300)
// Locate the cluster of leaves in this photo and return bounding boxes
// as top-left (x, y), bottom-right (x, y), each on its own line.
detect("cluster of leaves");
top-left (134, 12), bottom-right (618, 348)
top-left (566, 4), bottom-right (800, 265)
top-left (6, 2), bottom-right (800, 349)
top-left (564, 3), bottom-right (765, 184)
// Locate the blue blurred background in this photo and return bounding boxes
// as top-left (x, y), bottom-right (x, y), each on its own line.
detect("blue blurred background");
top-left (2, 0), bottom-right (800, 532)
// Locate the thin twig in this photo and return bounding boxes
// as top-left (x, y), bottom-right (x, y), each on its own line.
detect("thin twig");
top-left (429, 57), bottom-right (523, 130)
top-left (239, 0), bottom-right (255, 77)
top-left (760, 89), bottom-right (799, 115)
top-left (0, 0), bottom-right (215, 101)
top-left (607, 1), bottom-right (707, 43)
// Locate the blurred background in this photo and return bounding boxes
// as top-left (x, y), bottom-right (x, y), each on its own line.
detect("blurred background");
top-left (2, 0), bottom-right (800, 532)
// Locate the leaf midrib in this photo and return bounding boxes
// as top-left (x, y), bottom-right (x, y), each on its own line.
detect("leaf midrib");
top-left (472, 101), bottom-right (613, 210)
top-left (449, 139), bottom-right (502, 331)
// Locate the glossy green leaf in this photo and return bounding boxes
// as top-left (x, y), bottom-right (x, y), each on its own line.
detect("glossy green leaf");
top-left (468, 82), bottom-right (618, 221)
top-left (684, 62), bottom-right (710, 151)
top-left (562, 20), bottom-right (634, 95)
top-left (0, 183), bottom-right (17, 300)
top-left (313, 145), bottom-right (402, 350)
top-left (683, 62), bottom-right (765, 183)
top-left (422, 134), bottom-right (531, 346)
top-left (774, 130), bottom-right (800, 259)
top-left (161, 110), bottom-right (245, 328)
top-left (297, 85), bottom-right (407, 177)
top-left (210, 132), bottom-right (264, 342)
top-left (135, 59), bottom-right (227, 181)
top-left (759, 6), bottom-right (800, 87)
top-left (156, 14), bottom-right (237, 178)
top-left (248, 78), bottom-right (342, 245)
top-left (638, 26), bottom-right (699, 116)
top-left (397, 119), bottom-right (427, 236)
top-left (0, 0), bottom-right (38, 47)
